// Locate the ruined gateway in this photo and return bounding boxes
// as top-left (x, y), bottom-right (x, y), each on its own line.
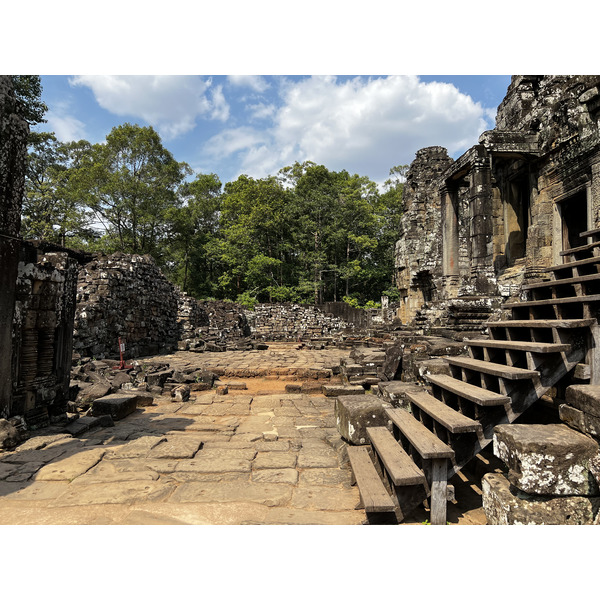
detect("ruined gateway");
top-left (2, 75), bottom-right (600, 525)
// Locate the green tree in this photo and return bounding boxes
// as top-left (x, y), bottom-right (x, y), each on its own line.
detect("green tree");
top-left (11, 75), bottom-right (47, 125)
top-left (69, 123), bottom-right (190, 260)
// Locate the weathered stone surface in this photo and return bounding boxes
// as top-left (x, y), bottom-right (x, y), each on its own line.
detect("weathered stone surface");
top-left (169, 481), bottom-right (293, 506)
top-left (299, 467), bottom-right (353, 487)
top-left (33, 448), bottom-right (106, 481)
top-left (49, 481), bottom-right (175, 507)
top-left (0, 419), bottom-right (20, 449)
top-left (252, 468), bottom-right (298, 484)
top-left (176, 456), bottom-right (252, 473)
top-left (253, 452), bottom-right (297, 469)
top-left (70, 459), bottom-right (159, 485)
top-left (106, 436), bottom-right (166, 459)
top-left (493, 424), bottom-right (600, 496)
top-left (92, 393), bottom-right (138, 420)
top-left (335, 395), bottom-right (393, 445)
top-left (322, 385), bottom-right (364, 397)
top-left (560, 404), bottom-right (600, 439)
top-left (378, 381), bottom-right (422, 408)
top-left (146, 436), bottom-right (203, 459)
top-left (12, 434), bottom-right (72, 452)
top-left (77, 382), bottom-right (111, 406)
top-left (482, 472), bottom-right (600, 525)
top-left (291, 486), bottom-right (359, 511)
top-left (297, 447), bottom-right (339, 468)
top-left (565, 385), bottom-right (600, 419)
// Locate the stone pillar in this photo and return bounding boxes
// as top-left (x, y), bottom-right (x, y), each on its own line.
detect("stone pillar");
top-left (469, 148), bottom-right (496, 294)
top-left (0, 76), bottom-right (28, 418)
top-left (441, 184), bottom-right (459, 299)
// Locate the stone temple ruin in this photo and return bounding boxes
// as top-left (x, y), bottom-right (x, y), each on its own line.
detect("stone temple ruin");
top-left (2, 75), bottom-right (600, 525)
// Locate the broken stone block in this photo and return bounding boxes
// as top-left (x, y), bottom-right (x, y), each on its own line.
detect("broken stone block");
top-left (381, 341), bottom-right (403, 381)
top-left (493, 424), bottom-right (600, 496)
top-left (76, 381), bottom-right (111, 408)
top-left (560, 404), bottom-right (600, 439)
top-left (416, 358), bottom-right (451, 380)
top-left (482, 472), bottom-right (600, 525)
top-left (0, 419), bottom-right (20, 449)
top-left (92, 393), bottom-right (138, 421)
top-left (322, 385), bottom-right (365, 397)
top-left (378, 381), bottom-right (422, 408)
top-left (63, 415), bottom-right (103, 437)
top-left (172, 385), bottom-right (191, 402)
top-left (285, 384), bottom-right (302, 394)
top-left (335, 395), bottom-right (393, 445)
top-left (565, 385), bottom-right (600, 419)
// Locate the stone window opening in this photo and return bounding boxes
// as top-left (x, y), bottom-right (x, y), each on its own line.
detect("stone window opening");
top-left (558, 189), bottom-right (589, 251)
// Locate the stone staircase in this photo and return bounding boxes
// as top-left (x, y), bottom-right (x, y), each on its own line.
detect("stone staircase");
top-left (347, 227), bottom-right (600, 524)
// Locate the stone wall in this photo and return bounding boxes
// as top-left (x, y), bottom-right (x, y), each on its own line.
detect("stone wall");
top-left (10, 243), bottom-right (79, 426)
top-left (74, 253), bottom-right (183, 359)
top-left (246, 303), bottom-right (352, 340)
top-left (0, 76), bottom-right (29, 417)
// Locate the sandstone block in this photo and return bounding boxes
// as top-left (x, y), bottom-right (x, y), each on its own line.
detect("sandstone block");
top-left (482, 472), bottom-right (600, 525)
top-left (560, 404), bottom-right (600, 438)
top-left (323, 385), bottom-right (364, 397)
top-left (92, 393), bottom-right (138, 420)
top-left (565, 385), bottom-right (600, 418)
top-left (335, 395), bottom-right (393, 445)
top-left (0, 419), bottom-right (20, 449)
top-left (378, 381), bottom-right (422, 408)
top-left (493, 424), bottom-right (600, 496)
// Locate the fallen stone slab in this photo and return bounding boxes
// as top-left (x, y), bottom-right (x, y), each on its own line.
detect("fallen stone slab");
top-left (493, 424), bottom-right (600, 496)
top-left (323, 385), bottom-right (365, 397)
top-left (92, 393), bottom-right (138, 420)
top-left (482, 472), bottom-right (600, 525)
top-left (335, 395), bottom-right (393, 445)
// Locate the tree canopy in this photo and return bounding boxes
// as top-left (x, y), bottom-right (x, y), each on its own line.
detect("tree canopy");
top-left (23, 98), bottom-right (406, 307)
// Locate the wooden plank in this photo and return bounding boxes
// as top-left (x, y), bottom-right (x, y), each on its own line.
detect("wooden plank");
top-left (523, 273), bottom-right (600, 290)
top-left (503, 294), bottom-right (600, 308)
top-left (429, 458), bottom-right (448, 525)
top-left (346, 446), bottom-right (396, 512)
top-left (560, 240), bottom-right (600, 257)
top-left (445, 356), bottom-right (537, 380)
top-left (467, 339), bottom-right (571, 353)
top-left (580, 227), bottom-right (600, 238)
top-left (366, 427), bottom-right (426, 486)
top-left (544, 255), bottom-right (600, 272)
top-left (385, 408), bottom-right (454, 459)
top-left (405, 390), bottom-right (482, 433)
top-left (486, 319), bottom-right (595, 329)
top-left (426, 373), bottom-right (510, 406)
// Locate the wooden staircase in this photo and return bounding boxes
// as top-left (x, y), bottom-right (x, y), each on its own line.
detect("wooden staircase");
top-left (348, 227), bottom-right (600, 524)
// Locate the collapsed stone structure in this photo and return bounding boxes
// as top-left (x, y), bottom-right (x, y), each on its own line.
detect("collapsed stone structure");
top-left (395, 75), bottom-right (600, 330)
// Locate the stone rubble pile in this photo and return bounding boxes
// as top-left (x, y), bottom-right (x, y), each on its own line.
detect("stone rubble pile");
top-left (246, 303), bottom-right (352, 341)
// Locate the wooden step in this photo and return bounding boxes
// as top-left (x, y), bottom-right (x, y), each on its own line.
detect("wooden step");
top-left (560, 240), bottom-right (600, 257)
top-left (485, 319), bottom-right (595, 329)
top-left (580, 227), bottom-right (600, 238)
top-left (445, 356), bottom-right (538, 380)
top-left (544, 255), bottom-right (600, 273)
top-left (426, 373), bottom-right (510, 406)
top-left (346, 446), bottom-right (396, 512)
top-left (503, 294), bottom-right (600, 308)
top-left (405, 390), bottom-right (482, 433)
top-left (366, 427), bottom-right (426, 486)
top-left (385, 408), bottom-right (454, 459)
top-left (522, 273), bottom-right (600, 290)
top-left (467, 339), bottom-right (571, 353)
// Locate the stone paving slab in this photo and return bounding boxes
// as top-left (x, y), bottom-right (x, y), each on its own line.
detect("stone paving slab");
top-left (106, 436), bottom-right (166, 459)
top-left (48, 481), bottom-right (176, 507)
top-left (34, 448), bottom-right (106, 482)
top-left (71, 460), bottom-right (160, 485)
top-left (253, 452), bottom-right (297, 469)
top-left (146, 436), bottom-right (203, 459)
top-left (175, 457), bottom-right (252, 473)
top-left (291, 486), bottom-right (359, 511)
top-left (252, 468), bottom-right (299, 485)
top-left (169, 481), bottom-right (293, 506)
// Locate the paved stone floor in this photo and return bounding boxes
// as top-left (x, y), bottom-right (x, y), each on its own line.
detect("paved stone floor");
top-left (0, 344), bottom-right (488, 525)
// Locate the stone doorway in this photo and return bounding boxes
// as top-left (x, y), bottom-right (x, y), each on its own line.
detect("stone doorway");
top-left (559, 189), bottom-right (588, 251)
top-left (504, 175), bottom-right (531, 266)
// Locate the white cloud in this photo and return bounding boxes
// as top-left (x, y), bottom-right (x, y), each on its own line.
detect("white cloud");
top-left (44, 100), bottom-right (87, 142)
top-left (204, 75), bottom-right (493, 183)
top-left (247, 102), bottom-right (276, 121)
top-left (227, 75), bottom-right (270, 93)
top-left (70, 75), bottom-right (230, 139)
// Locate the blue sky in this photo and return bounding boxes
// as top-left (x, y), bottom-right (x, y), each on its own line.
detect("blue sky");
top-left (36, 74), bottom-right (511, 188)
